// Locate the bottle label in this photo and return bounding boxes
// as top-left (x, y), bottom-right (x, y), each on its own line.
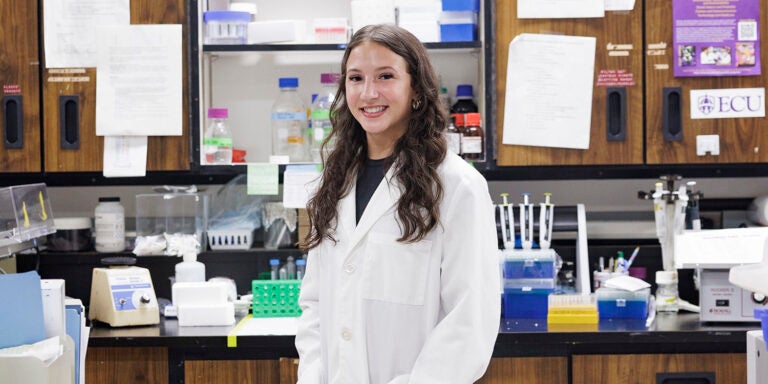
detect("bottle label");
top-left (461, 136), bottom-right (482, 154)
top-left (311, 110), bottom-right (330, 119)
top-left (203, 137), bottom-right (233, 147)
top-left (287, 135), bottom-right (305, 144)
top-left (272, 112), bottom-right (306, 121)
top-left (446, 132), bottom-right (461, 154)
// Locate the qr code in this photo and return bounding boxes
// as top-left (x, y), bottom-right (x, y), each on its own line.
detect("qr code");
top-left (738, 20), bottom-right (758, 41)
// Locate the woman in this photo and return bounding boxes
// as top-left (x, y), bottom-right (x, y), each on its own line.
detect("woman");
top-left (296, 24), bottom-right (500, 384)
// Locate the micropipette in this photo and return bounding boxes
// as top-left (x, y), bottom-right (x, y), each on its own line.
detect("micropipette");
top-left (539, 192), bottom-right (554, 250)
top-left (498, 193), bottom-right (514, 249)
top-left (520, 193), bottom-right (533, 250)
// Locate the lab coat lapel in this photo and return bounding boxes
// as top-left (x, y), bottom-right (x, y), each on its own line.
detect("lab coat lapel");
top-left (346, 166), bottom-right (401, 256)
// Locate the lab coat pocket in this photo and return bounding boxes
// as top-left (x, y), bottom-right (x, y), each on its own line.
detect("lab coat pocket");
top-left (361, 233), bottom-right (433, 306)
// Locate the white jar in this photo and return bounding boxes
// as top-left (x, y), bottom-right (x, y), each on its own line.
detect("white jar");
top-left (175, 252), bottom-right (206, 283)
top-left (94, 197), bottom-right (126, 253)
top-left (655, 270), bottom-right (679, 313)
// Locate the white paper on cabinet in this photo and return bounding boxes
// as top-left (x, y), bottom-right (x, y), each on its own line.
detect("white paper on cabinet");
top-left (604, 0), bottom-right (636, 11)
top-left (95, 25), bottom-right (182, 136)
top-left (43, 0), bottom-right (130, 68)
top-left (517, 0), bottom-right (604, 19)
top-left (502, 33), bottom-right (596, 150)
top-left (103, 136), bottom-right (148, 178)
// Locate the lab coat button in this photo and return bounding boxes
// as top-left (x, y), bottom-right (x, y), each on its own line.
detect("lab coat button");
top-left (341, 328), bottom-right (352, 341)
top-left (344, 264), bottom-right (356, 274)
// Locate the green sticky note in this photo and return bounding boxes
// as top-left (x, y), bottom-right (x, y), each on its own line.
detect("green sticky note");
top-left (247, 163), bottom-right (279, 195)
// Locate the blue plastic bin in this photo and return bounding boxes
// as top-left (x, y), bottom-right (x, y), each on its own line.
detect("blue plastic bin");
top-left (596, 288), bottom-right (650, 319)
top-left (442, 0), bottom-right (480, 11)
top-left (756, 308), bottom-right (768, 340)
top-left (440, 23), bottom-right (476, 42)
top-left (503, 288), bottom-right (553, 318)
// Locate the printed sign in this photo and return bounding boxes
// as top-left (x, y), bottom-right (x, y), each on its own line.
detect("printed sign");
top-left (673, 0), bottom-right (761, 77)
top-left (690, 87), bottom-right (765, 119)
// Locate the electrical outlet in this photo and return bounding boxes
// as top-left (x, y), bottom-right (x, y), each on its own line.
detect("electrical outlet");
top-left (696, 134), bottom-right (720, 156)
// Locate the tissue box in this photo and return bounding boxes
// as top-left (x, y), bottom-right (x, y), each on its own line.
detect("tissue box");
top-left (173, 282), bottom-right (235, 326)
top-left (247, 20), bottom-right (307, 44)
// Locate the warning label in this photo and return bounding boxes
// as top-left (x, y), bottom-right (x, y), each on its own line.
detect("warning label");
top-left (596, 69), bottom-right (636, 87)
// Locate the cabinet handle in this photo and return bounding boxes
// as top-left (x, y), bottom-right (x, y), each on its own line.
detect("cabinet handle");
top-left (656, 371), bottom-right (715, 384)
top-left (606, 87), bottom-right (626, 142)
top-left (59, 95), bottom-right (80, 149)
top-left (662, 87), bottom-right (683, 142)
top-left (3, 95), bottom-right (23, 149)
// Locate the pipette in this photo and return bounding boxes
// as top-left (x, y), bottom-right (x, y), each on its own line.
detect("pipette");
top-left (498, 193), bottom-right (514, 249)
top-left (673, 184), bottom-right (689, 235)
top-left (519, 193), bottom-right (533, 250)
top-left (539, 192), bottom-right (554, 250)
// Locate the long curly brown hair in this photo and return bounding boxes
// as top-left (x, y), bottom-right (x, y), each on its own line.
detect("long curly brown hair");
top-left (301, 24), bottom-right (448, 250)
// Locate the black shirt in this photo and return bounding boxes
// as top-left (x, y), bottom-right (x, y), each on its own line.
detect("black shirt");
top-left (356, 157), bottom-right (391, 224)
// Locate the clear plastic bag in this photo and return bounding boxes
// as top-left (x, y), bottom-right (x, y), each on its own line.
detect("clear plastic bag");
top-left (209, 175), bottom-right (266, 231)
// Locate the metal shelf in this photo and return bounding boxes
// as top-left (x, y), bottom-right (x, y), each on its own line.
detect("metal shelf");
top-left (202, 41), bottom-right (481, 52)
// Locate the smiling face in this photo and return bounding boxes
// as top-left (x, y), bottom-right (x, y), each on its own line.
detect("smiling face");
top-left (344, 42), bottom-right (415, 159)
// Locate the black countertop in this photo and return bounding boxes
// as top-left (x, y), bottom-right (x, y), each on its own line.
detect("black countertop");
top-left (88, 313), bottom-right (758, 358)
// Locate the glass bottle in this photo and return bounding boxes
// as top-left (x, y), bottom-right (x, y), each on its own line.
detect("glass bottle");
top-left (271, 77), bottom-right (308, 162)
top-left (450, 84), bottom-right (478, 114)
top-left (446, 116), bottom-right (461, 155)
top-left (461, 112), bottom-right (483, 161)
top-left (203, 108), bottom-right (233, 165)
top-left (94, 197), bottom-right (126, 253)
top-left (310, 73), bottom-right (340, 162)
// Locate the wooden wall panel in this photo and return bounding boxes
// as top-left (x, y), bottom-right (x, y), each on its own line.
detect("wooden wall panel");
top-left (0, 1), bottom-right (41, 173)
top-left (645, 0), bottom-right (768, 164)
top-left (572, 353), bottom-right (747, 384)
top-left (85, 347), bottom-right (168, 384)
top-left (279, 357), bottom-right (299, 384)
top-left (185, 360), bottom-right (280, 384)
top-left (42, 0), bottom-right (190, 172)
top-left (476, 357), bottom-right (568, 384)
top-left (495, 1), bottom-right (644, 166)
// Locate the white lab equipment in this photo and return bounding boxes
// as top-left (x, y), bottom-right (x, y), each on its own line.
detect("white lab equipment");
top-left (747, 330), bottom-right (767, 384)
top-left (538, 193), bottom-right (554, 250)
top-left (175, 251), bottom-right (206, 283)
top-left (497, 193), bottom-right (514, 250)
top-left (519, 193), bottom-right (534, 250)
top-left (747, 195), bottom-right (768, 226)
top-left (173, 281), bottom-right (235, 326)
top-left (88, 260), bottom-right (159, 327)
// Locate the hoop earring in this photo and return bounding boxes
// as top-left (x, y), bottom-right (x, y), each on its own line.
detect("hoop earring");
top-left (411, 98), bottom-right (422, 111)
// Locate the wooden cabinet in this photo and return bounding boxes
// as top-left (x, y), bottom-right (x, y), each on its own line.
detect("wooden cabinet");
top-left (572, 353), bottom-right (747, 384)
top-left (477, 357), bottom-right (568, 384)
top-left (494, 0), bottom-right (644, 166)
top-left (85, 347), bottom-right (168, 384)
top-left (0, 0), bottom-right (42, 173)
top-left (185, 360), bottom-right (280, 384)
top-left (645, 0), bottom-right (768, 165)
top-left (40, 0), bottom-right (190, 173)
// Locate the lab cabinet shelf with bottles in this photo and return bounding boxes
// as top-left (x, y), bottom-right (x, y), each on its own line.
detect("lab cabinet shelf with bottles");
top-left (194, 0), bottom-right (486, 168)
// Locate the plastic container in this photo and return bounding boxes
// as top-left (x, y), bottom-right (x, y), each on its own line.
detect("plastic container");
top-left (135, 192), bottom-right (209, 251)
top-left (755, 308), bottom-right (768, 341)
top-left (504, 249), bottom-right (556, 279)
top-left (207, 229), bottom-right (254, 250)
top-left (310, 73), bottom-right (340, 162)
top-left (251, 279), bottom-right (303, 317)
top-left (547, 294), bottom-right (599, 326)
top-left (502, 287), bottom-right (553, 318)
top-left (296, 258), bottom-right (306, 280)
top-left (0, 183), bottom-right (56, 243)
top-left (504, 278), bottom-right (557, 290)
top-left (175, 252), bottom-right (206, 283)
top-left (204, 108), bottom-right (233, 165)
top-left (655, 270), bottom-right (679, 313)
top-left (269, 258), bottom-right (280, 280)
top-left (286, 256), bottom-right (296, 279)
top-left (596, 287), bottom-right (650, 319)
top-left (272, 77), bottom-right (309, 162)
top-left (203, 11), bottom-right (250, 44)
top-left (47, 217), bottom-right (91, 252)
top-left (438, 86), bottom-right (452, 113)
top-left (263, 203), bottom-right (298, 249)
top-left (94, 197), bottom-right (125, 253)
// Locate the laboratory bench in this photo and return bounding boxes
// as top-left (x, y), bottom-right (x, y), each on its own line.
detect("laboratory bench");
top-left (83, 313), bottom-right (754, 384)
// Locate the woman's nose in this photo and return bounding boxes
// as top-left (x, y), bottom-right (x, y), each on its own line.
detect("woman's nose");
top-left (361, 79), bottom-right (378, 99)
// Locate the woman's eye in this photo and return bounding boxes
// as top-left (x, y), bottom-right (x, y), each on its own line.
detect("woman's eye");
top-left (379, 73), bottom-right (394, 80)
top-left (347, 75), bottom-right (361, 82)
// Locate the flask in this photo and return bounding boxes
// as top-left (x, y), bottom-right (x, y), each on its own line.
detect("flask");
top-left (461, 112), bottom-right (483, 161)
top-left (272, 77), bottom-right (308, 162)
top-left (286, 255), bottom-right (297, 279)
top-left (203, 108), bottom-right (233, 165)
top-left (175, 251), bottom-right (206, 283)
top-left (445, 116), bottom-right (461, 155)
top-left (270, 258), bottom-right (280, 280)
top-left (450, 84), bottom-right (478, 114)
top-left (296, 258), bottom-right (306, 280)
top-left (438, 86), bottom-right (452, 113)
top-left (94, 197), bottom-right (125, 253)
top-left (310, 73), bottom-right (340, 162)
top-left (655, 270), bottom-right (679, 312)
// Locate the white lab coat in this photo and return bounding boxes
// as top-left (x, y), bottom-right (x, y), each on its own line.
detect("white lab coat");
top-left (296, 152), bottom-right (501, 384)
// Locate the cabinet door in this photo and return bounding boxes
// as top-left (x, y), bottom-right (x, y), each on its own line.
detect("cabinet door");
top-left (42, 0), bottom-right (190, 172)
top-left (279, 357), bottom-right (299, 384)
top-left (185, 360), bottom-right (280, 383)
top-left (645, 0), bottom-right (768, 164)
top-left (0, 0), bottom-right (42, 173)
top-left (495, 0), bottom-right (644, 166)
top-left (85, 347), bottom-right (168, 384)
top-left (476, 357), bottom-right (568, 384)
top-left (572, 353), bottom-right (746, 384)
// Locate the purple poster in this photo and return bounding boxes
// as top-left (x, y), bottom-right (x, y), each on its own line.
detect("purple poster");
top-left (673, 0), bottom-right (761, 77)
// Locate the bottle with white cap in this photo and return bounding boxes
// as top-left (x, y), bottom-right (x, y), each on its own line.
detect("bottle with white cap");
top-left (655, 270), bottom-right (679, 312)
top-left (175, 251), bottom-right (206, 283)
